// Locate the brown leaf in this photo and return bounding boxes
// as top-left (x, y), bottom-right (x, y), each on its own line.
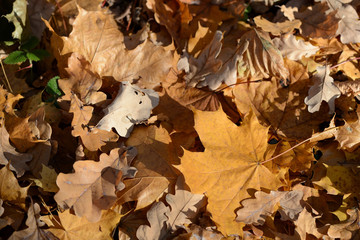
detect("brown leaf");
top-left (334, 114), bottom-right (360, 151)
top-left (120, 125), bottom-right (178, 210)
top-left (0, 126), bottom-right (31, 177)
top-left (0, 86), bottom-right (23, 116)
top-left (239, 29), bottom-right (289, 81)
top-left (53, 7), bottom-right (172, 90)
top-left (54, 147), bottom-right (137, 222)
top-left (236, 190), bottom-right (303, 225)
top-left (295, 2), bottom-right (339, 38)
top-left (254, 17), bottom-right (301, 36)
top-left (69, 94), bottom-right (118, 151)
top-left (59, 53), bottom-right (106, 105)
top-left (327, 208), bottom-right (360, 239)
top-left (0, 165), bottom-right (29, 209)
top-left (9, 201), bottom-right (50, 240)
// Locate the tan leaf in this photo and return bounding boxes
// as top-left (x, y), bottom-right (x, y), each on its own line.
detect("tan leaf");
top-left (136, 188), bottom-right (205, 239)
top-left (293, 208), bottom-right (324, 239)
top-left (236, 190), bottom-right (303, 225)
top-left (54, 147), bottom-right (137, 222)
top-left (9, 201), bottom-right (49, 240)
top-left (280, 5), bottom-right (298, 21)
top-left (0, 126), bottom-right (31, 177)
top-left (304, 65), bottom-right (341, 113)
top-left (120, 125), bottom-right (178, 210)
top-left (335, 79), bottom-right (360, 98)
top-left (54, 7), bottom-right (172, 90)
top-left (335, 5), bottom-right (360, 44)
top-left (96, 82), bottom-right (159, 138)
top-left (176, 224), bottom-right (225, 240)
top-left (295, 2), bottom-right (339, 38)
top-left (58, 53), bottom-right (106, 105)
top-left (254, 17), bottom-right (301, 36)
top-left (0, 165), bottom-right (29, 209)
top-left (69, 94), bottom-right (118, 151)
top-left (0, 86), bottom-right (23, 116)
top-left (45, 209), bottom-right (121, 240)
top-left (334, 115), bottom-right (360, 151)
top-left (273, 34), bottom-right (319, 61)
top-left (33, 165), bottom-right (59, 192)
top-left (239, 28), bottom-right (289, 81)
top-left (335, 46), bottom-right (360, 80)
top-left (176, 108), bottom-right (285, 236)
top-left (328, 208), bottom-right (360, 239)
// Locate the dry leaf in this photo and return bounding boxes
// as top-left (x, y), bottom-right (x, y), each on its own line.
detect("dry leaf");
top-left (33, 165), bottom-right (59, 193)
top-left (254, 17), bottom-right (301, 36)
top-left (176, 108), bottom-right (284, 236)
top-left (334, 114), bottom-right (360, 151)
top-left (239, 29), bottom-right (289, 81)
top-left (120, 125), bottom-right (178, 210)
top-left (304, 65), bottom-right (341, 113)
top-left (273, 34), bottom-right (319, 60)
top-left (0, 126), bottom-right (31, 177)
top-left (45, 209), bottom-right (121, 240)
top-left (236, 190), bottom-right (303, 225)
top-left (96, 82), bottom-right (159, 138)
top-left (327, 208), bottom-right (360, 239)
top-left (293, 208), bottom-right (324, 239)
top-left (54, 147), bottom-right (137, 222)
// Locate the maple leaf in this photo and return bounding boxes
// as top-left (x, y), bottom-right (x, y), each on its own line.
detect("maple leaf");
top-left (254, 17), bottom-right (301, 36)
top-left (0, 126), bottom-right (32, 177)
top-left (273, 34), bottom-right (319, 61)
top-left (294, 2), bottom-right (339, 38)
top-left (136, 187), bottom-right (205, 240)
top-left (119, 125), bottom-right (179, 210)
top-left (33, 164), bottom-right (59, 192)
top-left (54, 147), bottom-right (137, 222)
top-left (9, 200), bottom-right (50, 240)
top-left (239, 28), bottom-right (289, 82)
top-left (236, 190), bottom-right (303, 225)
top-left (176, 107), bottom-right (284, 236)
top-left (48, 7), bottom-right (172, 90)
top-left (44, 209), bottom-right (121, 240)
top-left (334, 114), bottom-right (360, 151)
top-left (96, 82), bottom-right (159, 138)
top-left (304, 65), bottom-right (341, 113)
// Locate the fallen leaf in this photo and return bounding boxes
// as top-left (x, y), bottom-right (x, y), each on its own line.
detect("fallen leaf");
top-left (0, 165), bottom-right (29, 209)
top-left (176, 108), bottom-right (284, 236)
top-left (295, 2), bottom-right (339, 38)
top-left (54, 147), bottom-right (137, 222)
top-left (176, 224), bottom-right (225, 240)
top-left (0, 199), bottom-right (14, 230)
top-left (293, 208), bottom-right (324, 239)
top-left (304, 65), bottom-right (341, 113)
top-left (236, 190), bottom-right (303, 225)
top-left (96, 81), bottom-right (159, 138)
top-left (254, 17), bottom-right (301, 36)
top-left (0, 86), bottom-right (23, 116)
top-left (335, 46), bottom-right (360, 80)
top-left (327, 208), bottom-right (360, 239)
top-left (9, 200), bottom-right (49, 240)
top-left (69, 94), bottom-right (118, 151)
top-left (27, 0), bottom-right (54, 39)
top-left (136, 187), bottom-right (205, 239)
top-left (119, 125), bottom-right (178, 210)
top-left (334, 114), bottom-right (360, 151)
top-left (51, 7), bottom-right (172, 90)
top-left (273, 34), bottom-right (319, 61)
top-left (45, 209), bottom-right (121, 240)
top-left (0, 126), bottom-right (31, 177)
top-left (239, 28), bottom-right (289, 81)
top-left (33, 165), bottom-right (59, 192)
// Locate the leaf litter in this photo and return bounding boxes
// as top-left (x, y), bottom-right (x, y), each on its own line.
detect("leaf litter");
top-left (0, 0), bottom-right (360, 239)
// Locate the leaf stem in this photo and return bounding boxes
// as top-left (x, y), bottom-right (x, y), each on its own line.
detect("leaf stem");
top-left (0, 58), bottom-right (13, 93)
top-left (330, 57), bottom-right (360, 70)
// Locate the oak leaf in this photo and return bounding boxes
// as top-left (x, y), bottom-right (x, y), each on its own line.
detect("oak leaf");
top-left (254, 17), bottom-right (301, 36)
top-left (54, 147), bottom-right (137, 222)
top-left (176, 108), bottom-right (284, 236)
top-left (327, 208), bottom-right (360, 239)
top-left (0, 126), bottom-right (31, 177)
top-left (304, 65), bottom-right (341, 113)
top-left (239, 29), bottom-right (289, 81)
top-left (45, 209), bottom-right (121, 240)
top-left (96, 82), bottom-right (159, 138)
top-left (273, 34), bottom-right (319, 61)
top-left (334, 114), bottom-right (360, 151)
top-left (119, 125), bottom-right (179, 210)
top-left (69, 94), bottom-right (118, 151)
top-left (52, 7), bottom-right (172, 90)
top-left (136, 188), bottom-right (205, 240)
top-left (236, 190), bottom-right (303, 225)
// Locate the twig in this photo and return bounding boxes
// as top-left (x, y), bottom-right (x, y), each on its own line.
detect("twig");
top-left (330, 57), bottom-right (360, 70)
top-left (0, 58), bottom-right (13, 93)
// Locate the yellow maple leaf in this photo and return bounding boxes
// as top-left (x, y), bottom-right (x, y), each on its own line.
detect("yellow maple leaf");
top-left (176, 107), bottom-right (284, 236)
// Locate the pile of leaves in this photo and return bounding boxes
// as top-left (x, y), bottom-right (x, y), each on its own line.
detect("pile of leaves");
top-left (0, 0), bottom-right (360, 239)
